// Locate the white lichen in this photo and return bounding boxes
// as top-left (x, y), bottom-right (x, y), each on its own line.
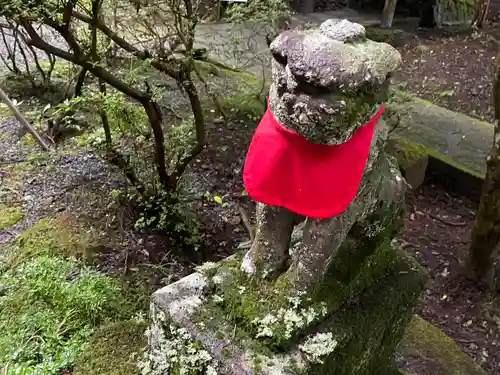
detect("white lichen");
top-left (298, 332), bottom-right (338, 364)
top-left (213, 295), bottom-right (224, 304)
top-left (196, 262), bottom-right (218, 274)
top-left (139, 315), bottom-right (218, 375)
top-left (251, 299), bottom-right (328, 340)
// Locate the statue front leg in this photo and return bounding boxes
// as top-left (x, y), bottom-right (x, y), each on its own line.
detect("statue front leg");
top-left (241, 203), bottom-right (297, 279)
top-left (280, 206), bottom-right (358, 294)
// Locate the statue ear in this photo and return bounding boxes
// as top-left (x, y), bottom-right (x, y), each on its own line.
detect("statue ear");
top-left (268, 33), bottom-right (287, 66)
top-left (265, 32), bottom-right (275, 48)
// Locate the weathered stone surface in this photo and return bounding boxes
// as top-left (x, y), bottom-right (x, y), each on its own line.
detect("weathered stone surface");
top-left (269, 20), bottom-right (401, 91)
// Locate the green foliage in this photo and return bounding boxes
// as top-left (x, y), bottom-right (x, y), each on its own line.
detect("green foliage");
top-left (0, 206), bottom-right (23, 229)
top-left (0, 102), bottom-right (12, 119)
top-left (74, 319), bottom-right (147, 375)
top-left (130, 189), bottom-right (202, 250)
top-left (226, 0), bottom-right (292, 29)
top-left (166, 117), bottom-right (198, 173)
top-left (0, 255), bottom-right (128, 375)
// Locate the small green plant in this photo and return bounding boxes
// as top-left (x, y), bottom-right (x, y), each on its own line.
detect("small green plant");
top-left (204, 191), bottom-right (230, 208)
top-left (130, 189), bottom-right (202, 250)
top-left (221, 86), bottom-right (266, 121)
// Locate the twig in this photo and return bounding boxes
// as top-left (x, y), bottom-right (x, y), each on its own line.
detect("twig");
top-left (237, 203), bottom-right (254, 241)
top-left (429, 213), bottom-right (467, 227)
top-left (0, 86), bottom-right (50, 150)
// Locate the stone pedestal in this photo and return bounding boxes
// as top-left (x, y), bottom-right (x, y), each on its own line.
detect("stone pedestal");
top-left (145, 242), bottom-right (427, 375)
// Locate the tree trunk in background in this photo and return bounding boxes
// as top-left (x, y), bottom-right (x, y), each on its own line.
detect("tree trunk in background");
top-left (467, 55), bottom-right (500, 288)
top-left (380, 0), bottom-right (398, 27)
top-left (418, 0), bottom-right (437, 27)
top-left (294, 0), bottom-right (316, 13)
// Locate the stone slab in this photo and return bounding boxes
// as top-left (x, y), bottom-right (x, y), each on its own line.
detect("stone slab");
top-left (389, 94), bottom-right (492, 177)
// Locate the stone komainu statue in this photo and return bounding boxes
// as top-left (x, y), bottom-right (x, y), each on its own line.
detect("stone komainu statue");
top-left (241, 19), bottom-right (406, 294)
top-left (147, 20), bottom-right (428, 375)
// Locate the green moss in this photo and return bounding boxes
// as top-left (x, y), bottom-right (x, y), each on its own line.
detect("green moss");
top-left (386, 137), bottom-right (428, 170)
top-left (0, 254), bottom-right (131, 373)
top-left (18, 215), bottom-right (96, 258)
top-left (20, 133), bottom-right (38, 148)
top-left (74, 320), bottom-right (147, 375)
top-left (0, 103), bottom-right (12, 119)
top-left (198, 246), bottom-right (426, 375)
top-left (365, 26), bottom-right (412, 47)
top-left (0, 206), bottom-right (23, 229)
top-left (399, 316), bottom-right (487, 375)
top-left (365, 27), bottom-right (410, 47)
top-left (196, 62), bottom-right (267, 121)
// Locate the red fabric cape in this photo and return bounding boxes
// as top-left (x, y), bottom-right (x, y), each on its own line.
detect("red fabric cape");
top-left (243, 104), bottom-right (385, 219)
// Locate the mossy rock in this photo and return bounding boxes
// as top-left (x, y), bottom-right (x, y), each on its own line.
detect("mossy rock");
top-left (0, 206), bottom-right (23, 229)
top-left (365, 27), bottom-right (411, 47)
top-left (386, 138), bottom-right (428, 172)
top-left (196, 61), bottom-right (267, 120)
top-left (398, 316), bottom-right (487, 375)
top-left (18, 215), bottom-right (96, 258)
top-left (74, 320), bottom-right (147, 375)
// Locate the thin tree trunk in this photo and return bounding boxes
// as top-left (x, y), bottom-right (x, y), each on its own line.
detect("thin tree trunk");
top-left (74, 68), bottom-right (87, 98)
top-left (142, 99), bottom-right (169, 189)
top-left (381, 0), bottom-right (398, 28)
top-left (467, 55), bottom-right (500, 286)
top-left (418, 0), bottom-right (437, 28)
top-left (99, 79), bottom-right (112, 147)
top-left (295, 0), bottom-right (316, 13)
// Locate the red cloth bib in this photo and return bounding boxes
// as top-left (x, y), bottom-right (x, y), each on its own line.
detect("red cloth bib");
top-left (243, 104), bottom-right (385, 219)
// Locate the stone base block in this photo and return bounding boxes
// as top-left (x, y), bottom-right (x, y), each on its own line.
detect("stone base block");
top-left (145, 245), bottom-right (426, 375)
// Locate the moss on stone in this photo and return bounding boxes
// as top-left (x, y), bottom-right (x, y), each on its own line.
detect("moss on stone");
top-left (18, 215), bottom-right (96, 258)
top-left (206, 238), bottom-right (426, 352)
top-left (399, 316), bottom-right (487, 375)
top-left (74, 320), bottom-right (147, 375)
top-left (426, 148), bottom-right (485, 180)
top-left (196, 62), bottom-right (267, 120)
top-left (197, 245), bottom-right (426, 375)
top-left (364, 27), bottom-right (410, 47)
top-left (386, 137), bottom-right (428, 171)
top-left (0, 206), bottom-right (23, 229)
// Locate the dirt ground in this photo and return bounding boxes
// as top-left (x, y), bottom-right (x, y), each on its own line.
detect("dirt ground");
top-left (377, 20), bottom-right (500, 123)
top-left (403, 185), bottom-right (499, 374)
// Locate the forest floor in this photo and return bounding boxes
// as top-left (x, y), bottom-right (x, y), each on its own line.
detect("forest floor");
top-left (367, 19), bottom-right (500, 123)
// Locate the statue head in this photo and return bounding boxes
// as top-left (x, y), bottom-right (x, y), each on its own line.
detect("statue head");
top-left (268, 19), bottom-right (402, 146)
